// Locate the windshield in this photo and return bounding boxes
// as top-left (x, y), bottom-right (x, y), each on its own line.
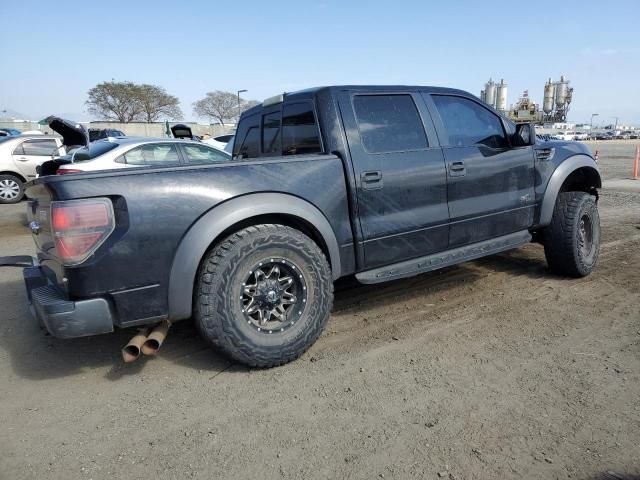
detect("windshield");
top-left (72, 141), bottom-right (119, 162)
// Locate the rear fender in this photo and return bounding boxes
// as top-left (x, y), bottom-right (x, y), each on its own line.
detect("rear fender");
top-left (167, 193), bottom-right (341, 321)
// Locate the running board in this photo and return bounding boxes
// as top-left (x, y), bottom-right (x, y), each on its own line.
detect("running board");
top-left (356, 230), bottom-right (532, 284)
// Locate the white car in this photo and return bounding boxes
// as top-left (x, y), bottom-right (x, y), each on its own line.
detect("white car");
top-left (553, 131), bottom-right (576, 141)
top-left (0, 135), bottom-right (65, 203)
top-left (204, 133), bottom-right (234, 150)
top-left (573, 131), bottom-right (589, 141)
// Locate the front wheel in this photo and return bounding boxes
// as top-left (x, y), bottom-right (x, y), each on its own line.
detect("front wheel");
top-left (543, 191), bottom-right (600, 277)
top-left (0, 175), bottom-right (24, 204)
top-left (194, 224), bottom-right (334, 368)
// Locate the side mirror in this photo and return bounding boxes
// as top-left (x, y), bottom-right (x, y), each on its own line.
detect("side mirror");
top-left (514, 123), bottom-right (536, 146)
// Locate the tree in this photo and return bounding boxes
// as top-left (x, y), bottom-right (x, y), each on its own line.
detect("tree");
top-left (86, 81), bottom-right (183, 123)
top-left (137, 84), bottom-right (183, 122)
top-left (193, 91), bottom-right (259, 125)
top-left (86, 81), bottom-right (143, 123)
top-left (240, 100), bottom-right (260, 116)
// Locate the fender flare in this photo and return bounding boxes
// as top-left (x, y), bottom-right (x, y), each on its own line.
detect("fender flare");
top-left (167, 193), bottom-right (342, 321)
top-left (537, 154), bottom-right (602, 226)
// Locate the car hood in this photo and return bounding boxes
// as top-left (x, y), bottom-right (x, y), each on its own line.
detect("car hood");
top-left (46, 116), bottom-right (89, 148)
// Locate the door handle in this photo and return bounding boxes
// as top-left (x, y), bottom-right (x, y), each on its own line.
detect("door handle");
top-left (361, 170), bottom-right (383, 190)
top-left (17, 157), bottom-right (29, 162)
top-left (449, 161), bottom-right (466, 177)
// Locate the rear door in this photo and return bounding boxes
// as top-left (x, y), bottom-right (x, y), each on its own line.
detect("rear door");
top-left (12, 138), bottom-right (61, 179)
top-left (425, 93), bottom-right (535, 247)
top-left (338, 91), bottom-right (449, 269)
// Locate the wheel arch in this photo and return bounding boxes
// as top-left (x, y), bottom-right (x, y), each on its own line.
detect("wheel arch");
top-left (167, 193), bottom-right (342, 321)
top-left (0, 171), bottom-right (27, 183)
top-left (537, 155), bottom-right (601, 227)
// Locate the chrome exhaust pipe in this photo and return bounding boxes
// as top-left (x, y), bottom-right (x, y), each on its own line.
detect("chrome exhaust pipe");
top-left (141, 320), bottom-right (171, 356)
top-left (122, 327), bottom-right (152, 363)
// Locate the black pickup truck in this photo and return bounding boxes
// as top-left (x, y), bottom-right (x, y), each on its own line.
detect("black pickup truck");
top-left (11, 86), bottom-right (601, 367)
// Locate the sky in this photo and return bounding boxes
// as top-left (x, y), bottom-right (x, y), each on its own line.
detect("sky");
top-left (1, 0), bottom-right (639, 126)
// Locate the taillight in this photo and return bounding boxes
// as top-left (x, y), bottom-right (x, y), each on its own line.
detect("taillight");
top-left (51, 198), bottom-right (115, 265)
top-left (57, 169), bottom-right (84, 175)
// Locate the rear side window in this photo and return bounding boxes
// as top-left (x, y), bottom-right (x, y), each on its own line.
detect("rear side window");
top-left (282, 102), bottom-right (322, 156)
top-left (353, 95), bottom-right (428, 154)
top-left (73, 142), bottom-right (120, 162)
top-left (18, 139), bottom-right (59, 156)
top-left (181, 144), bottom-right (230, 165)
top-left (432, 95), bottom-right (508, 148)
top-left (233, 113), bottom-right (260, 159)
top-left (122, 143), bottom-right (180, 166)
top-left (262, 111), bottom-right (281, 155)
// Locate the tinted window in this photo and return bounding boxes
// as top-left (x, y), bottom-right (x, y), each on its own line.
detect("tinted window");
top-left (353, 95), bottom-right (428, 153)
top-left (72, 142), bottom-right (120, 162)
top-left (21, 139), bottom-right (59, 156)
top-left (262, 111), bottom-right (281, 155)
top-left (233, 113), bottom-right (260, 159)
top-left (181, 144), bottom-right (230, 165)
top-left (122, 143), bottom-right (180, 166)
top-left (432, 95), bottom-right (508, 148)
top-left (282, 102), bottom-right (322, 156)
top-left (214, 134), bottom-right (233, 143)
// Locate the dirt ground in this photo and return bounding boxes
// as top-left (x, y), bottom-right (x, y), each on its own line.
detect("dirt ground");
top-left (0, 141), bottom-right (638, 480)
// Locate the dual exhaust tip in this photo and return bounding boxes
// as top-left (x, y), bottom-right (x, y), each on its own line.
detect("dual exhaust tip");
top-left (122, 320), bottom-right (171, 363)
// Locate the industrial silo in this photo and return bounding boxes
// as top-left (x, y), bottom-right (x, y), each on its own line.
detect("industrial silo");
top-left (543, 78), bottom-right (555, 114)
top-left (495, 79), bottom-right (508, 112)
top-left (555, 75), bottom-right (568, 108)
top-left (484, 79), bottom-right (496, 107)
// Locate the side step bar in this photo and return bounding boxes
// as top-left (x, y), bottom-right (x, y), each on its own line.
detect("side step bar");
top-left (356, 230), bottom-right (532, 284)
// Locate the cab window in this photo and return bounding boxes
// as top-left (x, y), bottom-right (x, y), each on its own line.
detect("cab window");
top-left (282, 102), bottom-right (322, 155)
top-left (432, 95), bottom-right (508, 148)
top-left (233, 113), bottom-right (260, 159)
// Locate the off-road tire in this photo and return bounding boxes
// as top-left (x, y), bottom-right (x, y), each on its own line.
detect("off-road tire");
top-left (543, 191), bottom-right (600, 277)
top-left (194, 224), bottom-right (334, 367)
top-left (0, 174), bottom-right (24, 204)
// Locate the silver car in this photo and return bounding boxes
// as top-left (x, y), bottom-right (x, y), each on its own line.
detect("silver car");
top-left (55, 137), bottom-right (231, 174)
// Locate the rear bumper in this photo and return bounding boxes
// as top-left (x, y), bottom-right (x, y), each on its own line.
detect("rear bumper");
top-left (23, 265), bottom-right (115, 339)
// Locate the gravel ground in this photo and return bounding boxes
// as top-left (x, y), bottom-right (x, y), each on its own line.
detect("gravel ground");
top-left (0, 142), bottom-right (638, 480)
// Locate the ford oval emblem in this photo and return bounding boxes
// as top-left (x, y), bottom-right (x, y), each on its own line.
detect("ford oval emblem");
top-left (29, 221), bottom-right (41, 235)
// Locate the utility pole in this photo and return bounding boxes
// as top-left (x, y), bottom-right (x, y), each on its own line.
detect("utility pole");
top-left (237, 89), bottom-right (247, 123)
top-left (590, 113), bottom-right (599, 138)
top-left (611, 116), bottom-right (619, 131)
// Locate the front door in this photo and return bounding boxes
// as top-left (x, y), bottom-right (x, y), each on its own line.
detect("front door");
top-left (338, 91), bottom-right (449, 269)
top-left (12, 138), bottom-right (61, 179)
top-left (425, 94), bottom-right (535, 247)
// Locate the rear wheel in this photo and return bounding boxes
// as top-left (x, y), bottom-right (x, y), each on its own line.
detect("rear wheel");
top-left (195, 224), bottom-right (333, 367)
top-left (543, 191), bottom-right (600, 277)
top-left (0, 175), bottom-right (24, 204)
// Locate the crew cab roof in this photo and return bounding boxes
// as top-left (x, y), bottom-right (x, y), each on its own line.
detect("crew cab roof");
top-left (244, 85), bottom-right (473, 117)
